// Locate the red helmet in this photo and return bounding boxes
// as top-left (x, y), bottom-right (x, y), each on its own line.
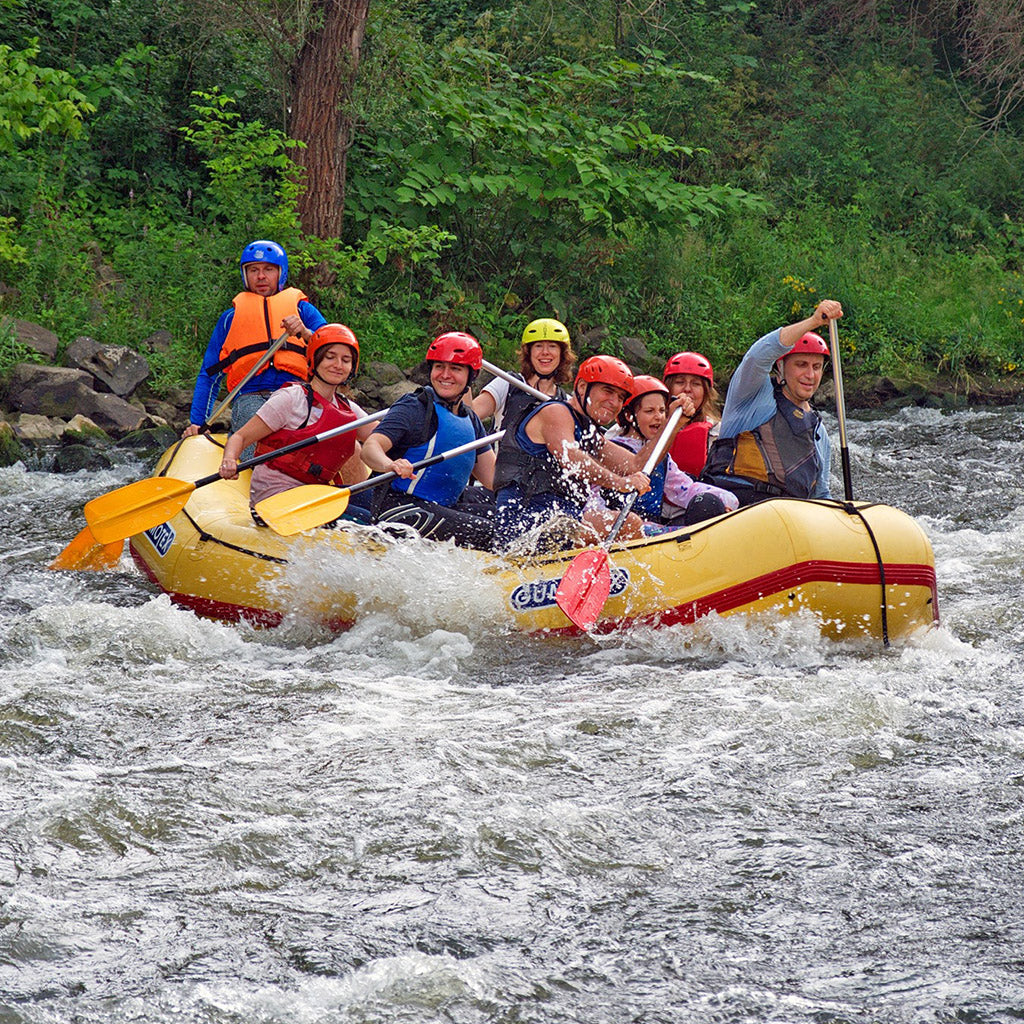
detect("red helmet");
top-left (307, 323), bottom-right (359, 379)
top-left (663, 351), bottom-right (714, 388)
top-left (627, 374), bottom-right (670, 406)
top-left (786, 332), bottom-right (829, 358)
top-left (574, 355), bottom-right (634, 396)
top-left (426, 331), bottom-right (483, 370)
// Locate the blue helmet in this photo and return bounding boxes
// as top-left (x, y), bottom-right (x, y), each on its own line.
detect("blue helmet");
top-left (240, 240), bottom-right (288, 290)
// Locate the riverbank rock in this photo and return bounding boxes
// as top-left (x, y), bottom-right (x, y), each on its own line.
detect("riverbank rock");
top-left (1, 317), bottom-right (59, 360)
top-left (66, 336), bottom-right (150, 397)
top-left (0, 421), bottom-right (24, 466)
top-left (6, 363), bottom-right (151, 433)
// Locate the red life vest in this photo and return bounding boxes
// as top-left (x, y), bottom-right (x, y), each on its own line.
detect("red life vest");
top-left (254, 385), bottom-right (358, 484)
top-left (214, 288), bottom-right (309, 390)
top-left (669, 419), bottom-right (712, 477)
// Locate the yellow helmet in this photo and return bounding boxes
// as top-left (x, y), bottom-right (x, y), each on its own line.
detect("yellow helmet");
top-left (521, 318), bottom-right (570, 347)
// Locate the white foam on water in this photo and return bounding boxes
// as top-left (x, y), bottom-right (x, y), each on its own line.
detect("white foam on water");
top-left (278, 526), bottom-right (510, 638)
top-left (192, 950), bottom-right (497, 1020)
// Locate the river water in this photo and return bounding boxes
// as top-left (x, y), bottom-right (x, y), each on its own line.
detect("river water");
top-left (1, 405), bottom-right (1023, 1024)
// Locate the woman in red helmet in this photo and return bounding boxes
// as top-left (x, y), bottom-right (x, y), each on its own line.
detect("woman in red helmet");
top-left (218, 324), bottom-right (375, 514)
top-left (492, 355), bottom-right (684, 549)
top-left (360, 332), bottom-right (496, 549)
top-left (590, 375), bottom-right (737, 531)
top-left (661, 350), bottom-right (721, 477)
top-left (701, 300), bottom-right (844, 505)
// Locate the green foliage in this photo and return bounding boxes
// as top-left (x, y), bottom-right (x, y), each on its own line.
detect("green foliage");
top-left (348, 41), bottom-right (764, 327)
top-left (0, 40), bottom-right (95, 152)
top-left (182, 90), bottom-right (304, 234)
top-left (0, 0), bottom-right (1023, 401)
top-left (0, 318), bottom-right (43, 378)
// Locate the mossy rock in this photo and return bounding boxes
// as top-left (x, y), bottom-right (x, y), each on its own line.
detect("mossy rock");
top-left (0, 422), bottom-right (25, 467)
top-left (51, 444), bottom-right (114, 473)
top-left (62, 425), bottom-right (112, 447)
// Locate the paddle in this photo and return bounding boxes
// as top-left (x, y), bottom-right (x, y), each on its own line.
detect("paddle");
top-left (49, 526), bottom-right (123, 571)
top-left (254, 429), bottom-right (505, 536)
top-left (828, 318), bottom-right (854, 501)
top-left (50, 330), bottom-right (298, 571)
top-left (480, 359), bottom-right (550, 403)
top-left (200, 329), bottom-right (291, 433)
top-left (82, 408), bottom-right (387, 544)
top-left (554, 405), bottom-right (685, 630)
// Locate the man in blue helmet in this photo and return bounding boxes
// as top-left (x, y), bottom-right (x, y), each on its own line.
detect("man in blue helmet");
top-left (182, 240), bottom-right (328, 445)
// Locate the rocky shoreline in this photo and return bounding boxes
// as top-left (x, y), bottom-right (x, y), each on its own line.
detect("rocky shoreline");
top-left (2, 315), bottom-right (1020, 472)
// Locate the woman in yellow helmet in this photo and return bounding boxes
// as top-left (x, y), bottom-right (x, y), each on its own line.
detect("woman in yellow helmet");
top-left (472, 317), bottom-right (577, 431)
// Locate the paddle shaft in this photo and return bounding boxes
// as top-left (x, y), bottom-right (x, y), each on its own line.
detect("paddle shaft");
top-left (201, 408), bottom-right (387, 489)
top-left (827, 318), bottom-right (854, 501)
top-left (603, 405), bottom-right (685, 546)
top-left (346, 429), bottom-right (505, 497)
top-left (202, 329), bottom-right (292, 430)
top-left (480, 359), bottom-right (550, 403)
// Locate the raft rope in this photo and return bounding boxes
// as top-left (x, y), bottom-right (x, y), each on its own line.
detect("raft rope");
top-left (632, 497), bottom-right (892, 647)
top-left (836, 500), bottom-right (890, 647)
top-left (178, 506), bottom-right (288, 564)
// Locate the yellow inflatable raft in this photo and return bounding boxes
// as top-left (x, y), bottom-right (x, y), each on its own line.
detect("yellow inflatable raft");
top-left (127, 435), bottom-right (938, 640)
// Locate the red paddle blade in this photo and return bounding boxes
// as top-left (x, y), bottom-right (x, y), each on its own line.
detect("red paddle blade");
top-left (555, 548), bottom-right (612, 630)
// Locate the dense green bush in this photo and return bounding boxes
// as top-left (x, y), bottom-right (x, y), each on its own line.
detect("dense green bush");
top-left (0, 0), bottom-right (1021, 397)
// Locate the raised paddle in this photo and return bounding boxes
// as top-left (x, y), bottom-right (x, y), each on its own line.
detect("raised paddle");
top-left (254, 429), bottom-right (505, 535)
top-left (828, 318), bottom-right (854, 501)
top-left (554, 405), bottom-right (685, 631)
top-left (82, 409), bottom-right (387, 544)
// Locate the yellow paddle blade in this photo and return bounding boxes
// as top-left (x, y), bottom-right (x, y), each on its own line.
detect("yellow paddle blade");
top-left (254, 484), bottom-right (351, 536)
top-left (85, 476), bottom-right (197, 544)
top-left (49, 525), bottom-right (123, 571)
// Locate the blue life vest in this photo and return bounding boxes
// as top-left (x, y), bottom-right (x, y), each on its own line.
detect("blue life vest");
top-left (607, 438), bottom-right (667, 521)
top-left (391, 394), bottom-right (478, 507)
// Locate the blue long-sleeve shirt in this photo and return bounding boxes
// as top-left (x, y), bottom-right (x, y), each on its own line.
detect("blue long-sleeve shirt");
top-left (187, 299), bottom-right (327, 426)
top-left (718, 328), bottom-right (833, 500)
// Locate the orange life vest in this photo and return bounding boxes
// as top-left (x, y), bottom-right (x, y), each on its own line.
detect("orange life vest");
top-left (214, 288), bottom-right (309, 390)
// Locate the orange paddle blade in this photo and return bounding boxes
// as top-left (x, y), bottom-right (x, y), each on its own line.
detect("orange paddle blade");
top-left (555, 548), bottom-right (612, 630)
top-left (253, 484), bottom-right (351, 536)
top-left (85, 476), bottom-right (197, 544)
top-left (49, 525), bottom-right (123, 571)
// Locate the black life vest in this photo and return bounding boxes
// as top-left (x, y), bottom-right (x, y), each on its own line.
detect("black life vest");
top-left (703, 383), bottom-right (821, 498)
top-left (492, 398), bottom-right (604, 505)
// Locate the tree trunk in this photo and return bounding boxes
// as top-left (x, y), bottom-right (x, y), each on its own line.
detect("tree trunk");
top-left (289, 0), bottom-right (370, 239)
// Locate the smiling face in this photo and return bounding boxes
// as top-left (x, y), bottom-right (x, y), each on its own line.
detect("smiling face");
top-left (430, 360), bottom-right (471, 401)
top-left (580, 381), bottom-right (630, 427)
top-left (314, 344), bottom-right (355, 386)
top-left (243, 261), bottom-right (281, 296)
top-left (528, 340), bottom-right (562, 378)
top-left (780, 353), bottom-right (825, 405)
